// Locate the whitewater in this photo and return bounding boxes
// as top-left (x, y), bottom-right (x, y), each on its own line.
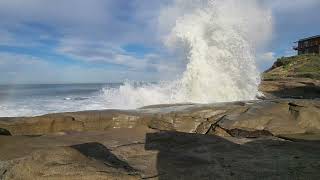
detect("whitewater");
top-left (103, 0), bottom-right (272, 109)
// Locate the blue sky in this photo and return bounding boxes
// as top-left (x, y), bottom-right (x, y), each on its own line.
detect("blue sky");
top-left (0, 0), bottom-right (319, 84)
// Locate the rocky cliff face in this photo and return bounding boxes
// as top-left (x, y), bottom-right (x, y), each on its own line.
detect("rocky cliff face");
top-left (1, 99), bottom-right (320, 179)
top-left (260, 55), bottom-right (320, 99)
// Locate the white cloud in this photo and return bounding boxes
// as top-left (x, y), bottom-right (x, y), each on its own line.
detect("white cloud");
top-left (56, 38), bottom-right (148, 69)
top-left (0, 30), bottom-right (14, 45)
top-left (0, 0), bottom-right (182, 83)
top-left (0, 51), bottom-right (183, 84)
top-left (265, 0), bottom-right (320, 12)
top-left (0, 53), bottom-right (48, 66)
top-left (258, 52), bottom-right (275, 63)
top-left (0, 0), bottom-right (111, 26)
top-left (0, 0), bottom-right (167, 47)
top-left (255, 51), bottom-right (277, 71)
top-left (56, 38), bottom-right (123, 62)
top-left (56, 37), bottom-right (184, 75)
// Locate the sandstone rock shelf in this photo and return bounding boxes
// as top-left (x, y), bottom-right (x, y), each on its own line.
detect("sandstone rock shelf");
top-left (1, 99), bottom-right (320, 179)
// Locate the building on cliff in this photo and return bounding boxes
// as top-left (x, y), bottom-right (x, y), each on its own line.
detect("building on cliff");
top-left (293, 35), bottom-right (320, 55)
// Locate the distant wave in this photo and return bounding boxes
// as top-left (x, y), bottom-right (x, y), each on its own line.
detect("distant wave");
top-left (0, 84), bottom-right (109, 117)
top-left (63, 97), bottom-right (89, 101)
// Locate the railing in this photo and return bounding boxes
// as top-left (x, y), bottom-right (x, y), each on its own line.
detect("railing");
top-left (293, 46), bottom-right (299, 51)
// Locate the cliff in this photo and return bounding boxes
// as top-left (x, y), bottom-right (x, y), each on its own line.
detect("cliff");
top-left (260, 54), bottom-right (320, 99)
top-left (263, 54), bottom-right (320, 80)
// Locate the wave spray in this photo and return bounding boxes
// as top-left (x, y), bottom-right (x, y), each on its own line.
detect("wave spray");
top-left (103, 0), bottom-right (272, 109)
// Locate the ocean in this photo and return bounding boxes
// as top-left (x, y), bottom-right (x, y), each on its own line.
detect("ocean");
top-left (0, 83), bottom-right (121, 117)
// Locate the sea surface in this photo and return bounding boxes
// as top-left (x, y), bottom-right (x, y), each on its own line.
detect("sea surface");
top-left (0, 83), bottom-right (121, 117)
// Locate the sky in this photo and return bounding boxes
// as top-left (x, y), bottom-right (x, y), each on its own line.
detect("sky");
top-left (0, 0), bottom-right (319, 84)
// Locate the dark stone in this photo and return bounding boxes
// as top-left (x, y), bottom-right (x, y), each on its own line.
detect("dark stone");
top-left (227, 128), bottom-right (273, 138)
top-left (0, 128), bottom-right (11, 136)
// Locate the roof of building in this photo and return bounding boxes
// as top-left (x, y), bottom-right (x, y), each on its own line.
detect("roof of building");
top-left (298, 35), bottom-right (320, 42)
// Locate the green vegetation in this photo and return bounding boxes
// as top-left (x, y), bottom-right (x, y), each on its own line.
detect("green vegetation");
top-left (263, 54), bottom-right (320, 80)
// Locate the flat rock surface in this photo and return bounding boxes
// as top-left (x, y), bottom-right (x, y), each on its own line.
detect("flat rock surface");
top-left (1, 99), bottom-right (320, 179)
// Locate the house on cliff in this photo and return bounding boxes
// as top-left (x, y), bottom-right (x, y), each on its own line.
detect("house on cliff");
top-left (293, 35), bottom-right (320, 55)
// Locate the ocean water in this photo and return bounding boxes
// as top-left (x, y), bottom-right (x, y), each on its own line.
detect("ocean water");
top-left (0, 83), bottom-right (121, 117)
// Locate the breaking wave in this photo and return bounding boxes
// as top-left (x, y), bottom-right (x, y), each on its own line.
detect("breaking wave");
top-left (103, 0), bottom-right (272, 109)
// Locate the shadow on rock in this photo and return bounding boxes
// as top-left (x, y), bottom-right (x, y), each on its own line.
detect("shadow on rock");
top-left (270, 86), bottom-right (320, 99)
top-left (260, 79), bottom-right (320, 99)
top-left (0, 128), bottom-right (11, 136)
top-left (145, 131), bottom-right (320, 180)
top-left (71, 142), bottom-right (137, 173)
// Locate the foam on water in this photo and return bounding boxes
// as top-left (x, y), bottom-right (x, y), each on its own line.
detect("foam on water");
top-left (103, 0), bottom-right (272, 108)
top-left (0, 84), bottom-right (110, 117)
top-left (0, 95), bottom-right (107, 117)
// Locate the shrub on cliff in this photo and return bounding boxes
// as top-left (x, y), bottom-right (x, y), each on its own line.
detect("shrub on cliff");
top-left (263, 54), bottom-right (320, 80)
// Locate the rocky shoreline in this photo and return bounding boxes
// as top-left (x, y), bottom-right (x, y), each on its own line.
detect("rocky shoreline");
top-left (1, 98), bottom-right (320, 179)
top-left (1, 55), bottom-right (320, 179)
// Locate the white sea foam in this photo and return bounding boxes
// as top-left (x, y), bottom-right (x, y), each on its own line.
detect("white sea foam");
top-left (103, 0), bottom-right (272, 109)
top-left (0, 95), bottom-right (107, 117)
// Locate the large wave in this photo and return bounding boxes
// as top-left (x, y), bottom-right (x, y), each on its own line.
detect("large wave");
top-left (103, 0), bottom-right (272, 109)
